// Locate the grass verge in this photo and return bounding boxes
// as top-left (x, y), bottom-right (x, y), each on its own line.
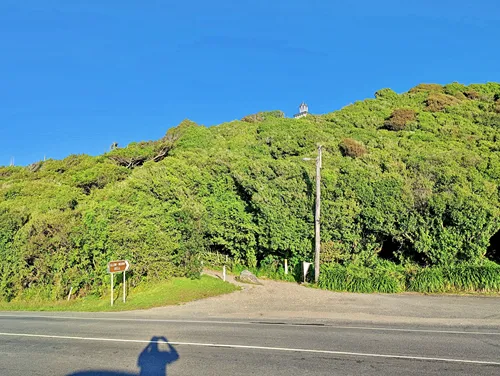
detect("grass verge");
top-left (319, 263), bottom-right (500, 294)
top-left (0, 275), bottom-right (238, 312)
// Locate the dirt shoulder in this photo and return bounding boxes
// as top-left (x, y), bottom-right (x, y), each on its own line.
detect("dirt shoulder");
top-left (125, 271), bottom-right (500, 328)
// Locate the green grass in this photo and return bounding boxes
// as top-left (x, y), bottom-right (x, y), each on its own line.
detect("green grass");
top-left (407, 267), bottom-right (446, 293)
top-left (318, 263), bottom-right (500, 294)
top-left (0, 275), bottom-right (238, 312)
top-left (318, 264), bottom-right (405, 293)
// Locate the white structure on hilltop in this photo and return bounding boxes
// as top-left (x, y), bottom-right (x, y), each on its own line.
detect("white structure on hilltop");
top-left (294, 102), bottom-right (309, 119)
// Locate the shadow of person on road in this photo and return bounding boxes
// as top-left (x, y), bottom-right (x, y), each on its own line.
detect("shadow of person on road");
top-left (137, 336), bottom-right (179, 376)
top-left (67, 336), bottom-right (179, 376)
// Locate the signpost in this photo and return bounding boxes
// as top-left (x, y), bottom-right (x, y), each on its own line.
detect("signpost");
top-left (107, 260), bottom-right (130, 306)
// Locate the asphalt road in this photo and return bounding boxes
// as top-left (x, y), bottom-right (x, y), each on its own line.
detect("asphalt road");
top-left (0, 313), bottom-right (499, 375)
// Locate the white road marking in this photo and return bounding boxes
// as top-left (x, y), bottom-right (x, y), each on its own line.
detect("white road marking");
top-left (0, 313), bottom-right (499, 336)
top-left (0, 331), bottom-right (499, 366)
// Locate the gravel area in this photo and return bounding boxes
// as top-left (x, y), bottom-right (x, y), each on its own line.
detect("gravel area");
top-left (128, 271), bottom-right (500, 327)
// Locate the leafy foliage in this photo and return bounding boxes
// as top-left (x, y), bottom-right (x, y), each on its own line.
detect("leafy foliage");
top-left (426, 93), bottom-right (462, 112)
top-left (2, 82), bottom-right (500, 300)
top-left (339, 138), bottom-right (367, 158)
top-left (409, 83), bottom-right (444, 93)
top-left (374, 88), bottom-right (398, 100)
top-left (384, 109), bottom-right (416, 131)
top-left (242, 110), bottom-right (285, 123)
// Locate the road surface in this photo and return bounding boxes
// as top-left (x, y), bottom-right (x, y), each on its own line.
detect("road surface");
top-left (1, 313), bottom-right (499, 375)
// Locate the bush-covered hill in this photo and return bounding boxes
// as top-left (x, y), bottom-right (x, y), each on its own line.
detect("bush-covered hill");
top-left (2, 82), bottom-right (500, 300)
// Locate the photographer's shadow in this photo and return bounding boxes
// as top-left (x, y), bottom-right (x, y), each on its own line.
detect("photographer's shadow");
top-left (68, 336), bottom-right (179, 376)
top-left (137, 336), bottom-right (179, 376)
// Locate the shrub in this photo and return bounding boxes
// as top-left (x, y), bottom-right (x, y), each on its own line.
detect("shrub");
top-left (375, 88), bottom-right (398, 99)
top-left (452, 92), bottom-right (467, 100)
top-left (443, 83), bottom-right (479, 100)
top-left (27, 161), bottom-right (43, 173)
top-left (320, 240), bottom-right (348, 263)
top-left (242, 113), bottom-right (265, 123)
top-left (409, 83), bottom-right (444, 93)
top-left (464, 90), bottom-right (480, 100)
top-left (425, 93), bottom-right (462, 112)
top-left (107, 140), bottom-right (175, 169)
top-left (493, 95), bottom-right (500, 113)
top-left (242, 111), bottom-right (284, 123)
top-left (494, 102), bottom-right (500, 114)
top-left (339, 138), bottom-right (367, 158)
top-left (444, 82), bottom-right (467, 97)
top-left (384, 109), bottom-right (416, 131)
top-left (164, 119), bottom-right (197, 142)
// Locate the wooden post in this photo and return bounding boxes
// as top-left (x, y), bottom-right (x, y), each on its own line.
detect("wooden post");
top-left (110, 273), bottom-right (114, 306)
top-left (314, 145), bottom-right (322, 284)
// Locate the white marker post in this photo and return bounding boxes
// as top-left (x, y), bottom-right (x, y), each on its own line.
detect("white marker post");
top-left (285, 259), bottom-right (288, 275)
top-left (303, 262), bottom-right (312, 283)
top-left (110, 273), bottom-right (114, 306)
top-left (107, 260), bottom-right (130, 306)
top-left (123, 269), bottom-right (126, 303)
top-left (223, 265), bottom-right (226, 282)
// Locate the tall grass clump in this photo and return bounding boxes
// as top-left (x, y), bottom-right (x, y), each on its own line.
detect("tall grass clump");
top-left (319, 264), bottom-right (405, 293)
top-left (371, 270), bottom-right (405, 293)
top-left (443, 263), bottom-right (500, 292)
top-left (406, 267), bottom-right (445, 293)
top-left (318, 264), bottom-right (348, 291)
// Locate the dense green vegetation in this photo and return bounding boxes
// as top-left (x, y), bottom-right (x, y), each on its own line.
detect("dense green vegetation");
top-left (318, 263), bottom-right (500, 293)
top-left (2, 82), bottom-right (500, 299)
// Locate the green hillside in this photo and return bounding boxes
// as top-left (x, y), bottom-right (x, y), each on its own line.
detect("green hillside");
top-left (2, 82), bottom-right (500, 299)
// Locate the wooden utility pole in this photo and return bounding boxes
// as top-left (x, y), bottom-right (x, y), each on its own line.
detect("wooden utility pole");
top-left (314, 145), bottom-right (322, 284)
top-left (303, 145), bottom-right (322, 284)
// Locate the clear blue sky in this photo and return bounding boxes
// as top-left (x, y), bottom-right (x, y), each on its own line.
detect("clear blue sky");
top-left (1, 0), bottom-right (499, 166)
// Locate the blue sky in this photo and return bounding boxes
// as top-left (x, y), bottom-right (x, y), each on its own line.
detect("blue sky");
top-left (1, 0), bottom-right (499, 166)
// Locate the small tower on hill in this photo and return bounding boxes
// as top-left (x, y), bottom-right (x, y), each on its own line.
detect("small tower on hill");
top-left (294, 102), bottom-right (309, 119)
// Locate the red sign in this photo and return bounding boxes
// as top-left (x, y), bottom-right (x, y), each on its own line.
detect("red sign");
top-left (107, 260), bottom-right (130, 273)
